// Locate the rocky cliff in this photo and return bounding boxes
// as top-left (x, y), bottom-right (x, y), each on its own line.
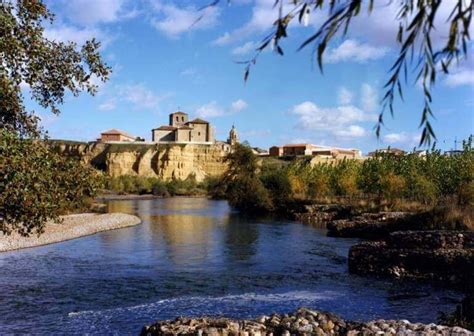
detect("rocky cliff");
top-left (52, 141), bottom-right (228, 181)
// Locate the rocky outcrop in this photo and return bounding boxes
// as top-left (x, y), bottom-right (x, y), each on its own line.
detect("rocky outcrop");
top-left (327, 212), bottom-right (417, 239)
top-left (141, 307), bottom-right (472, 336)
top-left (348, 231), bottom-right (474, 287)
top-left (293, 204), bottom-right (356, 226)
top-left (52, 142), bottom-right (228, 182)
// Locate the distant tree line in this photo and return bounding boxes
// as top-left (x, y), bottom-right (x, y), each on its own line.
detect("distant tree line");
top-left (218, 139), bottom-right (473, 214)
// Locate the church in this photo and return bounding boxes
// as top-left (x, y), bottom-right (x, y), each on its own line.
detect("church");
top-left (152, 111), bottom-right (214, 144)
top-left (152, 111), bottom-right (239, 146)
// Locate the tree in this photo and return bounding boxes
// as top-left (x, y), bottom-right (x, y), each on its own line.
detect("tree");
top-left (1, 0), bottom-right (110, 137)
top-left (209, 0), bottom-right (472, 145)
top-left (0, 0), bottom-right (110, 235)
top-left (222, 144), bottom-right (272, 212)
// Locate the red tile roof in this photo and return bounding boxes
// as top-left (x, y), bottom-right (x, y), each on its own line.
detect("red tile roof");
top-left (187, 118), bottom-right (209, 124)
top-left (101, 129), bottom-right (135, 138)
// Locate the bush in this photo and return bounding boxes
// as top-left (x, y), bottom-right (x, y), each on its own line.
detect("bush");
top-left (261, 168), bottom-right (292, 208)
top-left (0, 131), bottom-right (102, 236)
top-left (380, 172), bottom-right (406, 200)
top-left (152, 180), bottom-right (170, 197)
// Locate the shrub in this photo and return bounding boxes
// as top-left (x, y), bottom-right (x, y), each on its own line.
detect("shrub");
top-left (0, 131), bottom-right (102, 236)
top-left (152, 180), bottom-right (170, 197)
top-left (380, 172), bottom-right (406, 200)
top-left (260, 168), bottom-right (292, 208)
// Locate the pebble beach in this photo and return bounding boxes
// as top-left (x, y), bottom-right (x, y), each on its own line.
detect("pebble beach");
top-left (0, 213), bottom-right (141, 252)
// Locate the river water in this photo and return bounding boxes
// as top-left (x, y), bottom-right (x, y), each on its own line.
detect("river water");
top-left (0, 198), bottom-right (462, 335)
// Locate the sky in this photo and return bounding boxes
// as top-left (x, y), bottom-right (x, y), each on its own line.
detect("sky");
top-left (27, 0), bottom-right (474, 154)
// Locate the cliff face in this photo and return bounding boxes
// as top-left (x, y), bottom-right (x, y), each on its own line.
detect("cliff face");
top-left (53, 142), bottom-right (228, 181)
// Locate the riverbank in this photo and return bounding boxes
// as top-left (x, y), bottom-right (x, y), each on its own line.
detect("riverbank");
top-left (141, 307), bottom-right (472, 335)
top-left (0, 213), bottom-right (141, 252)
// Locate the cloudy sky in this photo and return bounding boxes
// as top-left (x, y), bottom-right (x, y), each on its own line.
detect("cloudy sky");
top-left (30, 0), bottom-right (473, 153)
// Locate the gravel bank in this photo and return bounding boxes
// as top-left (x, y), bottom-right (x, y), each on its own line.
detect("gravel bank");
top-left (0, 213), bottom-right (141, 252)
top-left (141, 307), bottom-right (473, 336)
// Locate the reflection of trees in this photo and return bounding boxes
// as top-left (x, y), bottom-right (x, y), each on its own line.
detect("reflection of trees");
top-left (224, 213), bottom-right (260, 261)
top-left (106, 200), bottom-right (136, 215)
top-left (157, 214), bottom-right (216, 265)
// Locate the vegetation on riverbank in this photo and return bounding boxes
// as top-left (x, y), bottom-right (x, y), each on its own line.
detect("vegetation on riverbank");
top-left (104, 175), bottom-right (221, 197)
top-left (220, 140), bottom-right (473, 219)
top-left (1, 1), bottom-right (109, 236)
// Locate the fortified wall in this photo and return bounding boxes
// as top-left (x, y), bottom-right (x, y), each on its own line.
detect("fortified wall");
top-left (52, 141), bottom-right (229, 182)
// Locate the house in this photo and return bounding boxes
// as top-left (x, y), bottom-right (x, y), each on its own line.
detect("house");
top-left (152, 111), bottom-right (214, 144)
top-left (269, 146), bottom-right (283, 157)
top-left (368, 147), bottom-right (406, 157)
top-left (283, 144), bottom-right (315, 156)
top-left (99, 129), bottom-right (136, 142)
top-left (269, 143), bottom-right (361, 159)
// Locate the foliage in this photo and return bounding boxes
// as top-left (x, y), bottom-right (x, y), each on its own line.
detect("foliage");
top-left (0, 0), bottom-right (110, 137)
top-left (222, 143), bottom-right (272, 212)
top-left (209, 0), bottom-right (472, 145)
top-left (260, 168), bottom-right (292, 209)
top-left (222, 137), bottom-right (473, 214)
top-left (0, 0), bottom-right (110, 235)
top-left (104, 175), bottom-right (216, 197)
top-left (0, 130), bottom-right (103, 236)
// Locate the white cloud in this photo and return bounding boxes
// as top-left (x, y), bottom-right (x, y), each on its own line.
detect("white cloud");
top-left (98, 98), bottom-right (117, 111)
top-left (231, 99), bottom-right (248, 112)
top-left (119, 84), bottom-right (164, 110)
top-left (290, 101), bottom-right (375, 138)
top-left (231, 41), bottom-right (258, 55)
top-left (334, 125), bottom-right (366, 138)
top-left (360, 83), bottom-right (378, 113)
top-left (338, 87), bottom-right (354, 105)
top-left (58, 0), bottom-right (130, 25)
top-left (196, 101), bottom-right (225, 118)
top-left (44, 25), bottom-right (107, 46)
top-left (196, 99), bottom-right (248, 118)
top-left (212, 0), bottom-right (296, 46)
top-left (326, 39), bottom-right (389, 64)
top-left (151, 3), bottom-right (220, 38)
top-left (383, 132), bottom-right (421, 146)
top-left (444, 69), bottom-right (474, 87)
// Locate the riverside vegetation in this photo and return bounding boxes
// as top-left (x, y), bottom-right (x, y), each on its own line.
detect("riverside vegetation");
top-left (1, 1), bottom-right (109, 236)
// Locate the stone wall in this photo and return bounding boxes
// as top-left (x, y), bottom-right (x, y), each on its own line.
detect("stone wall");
top-left (53, 142), bottom-right (228, 182)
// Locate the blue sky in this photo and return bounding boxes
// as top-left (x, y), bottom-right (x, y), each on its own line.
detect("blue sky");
top-left (28, 0), bottom-right (473, 153)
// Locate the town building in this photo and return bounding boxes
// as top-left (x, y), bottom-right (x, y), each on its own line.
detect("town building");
top-left (269, 143), bottom-right (361, 159)
top-left (227, 124), bottom-right (239, 146)
top-left (368, 147), bottom-right (406, 157)
top-left (269, 146), bottom-right (284, 157)
top-left (99, 129), bottom-right (136, 142)
top-left (152, 111), bottom-right (215, 144)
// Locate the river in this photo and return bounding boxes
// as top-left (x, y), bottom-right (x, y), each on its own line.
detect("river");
top-left (0, 198), bottom-right (462, 334)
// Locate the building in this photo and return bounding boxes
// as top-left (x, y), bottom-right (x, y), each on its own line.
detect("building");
top-left (99, 129), bottom-right (136, 142)
top-left (269, 143), bottom-right (361, 159)
top-left (269, 146), bottom-right (283, 157)
top-left (227, 124), bottom-right (239, 146)
top-left (368, 147), bottom-right (406, 157)
top-left (152, 111), bottom-right (214, 144)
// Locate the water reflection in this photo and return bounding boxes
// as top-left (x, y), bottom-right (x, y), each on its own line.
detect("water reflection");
top-left (154, 214), bottom-right (220, 265)
top-left (0, 197), bottom-right (462, 335)
top-left (224, 213), bottom-right (259, 262)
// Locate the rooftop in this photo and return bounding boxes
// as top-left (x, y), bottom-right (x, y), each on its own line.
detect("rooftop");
top-left (101, 129), bottom-right (135, 138)
top-left (186, 118), bottom-right (210, 124)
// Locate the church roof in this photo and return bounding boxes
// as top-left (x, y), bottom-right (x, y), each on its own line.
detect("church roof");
top-left (153, 126), bottom-right (177, 131)
top-left (187, 118), bottom-right (209, 124)
top-left (101, 129), bottom-right (135, 138)
top-left (171, 111), bottom-right (188, 115)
